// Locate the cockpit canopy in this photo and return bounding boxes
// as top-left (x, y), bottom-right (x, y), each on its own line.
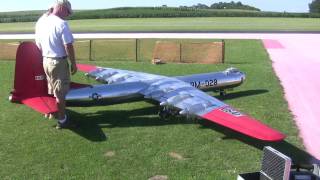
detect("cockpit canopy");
top-left (224, 67), bottom-right (240, 74)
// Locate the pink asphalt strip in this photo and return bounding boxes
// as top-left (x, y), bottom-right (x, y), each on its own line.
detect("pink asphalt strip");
top-left (263, 35), bottom-right (320, 160)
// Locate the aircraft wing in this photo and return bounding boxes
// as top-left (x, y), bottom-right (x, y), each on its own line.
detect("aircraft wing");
top-left (141, 77), bottom-right (285, 142)
top-left (77, 64), bottom-right (164, 84)
top-left (76, 64), bottom-right (285, 141)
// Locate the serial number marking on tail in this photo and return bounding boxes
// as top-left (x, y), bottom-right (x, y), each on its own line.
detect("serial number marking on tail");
top-left (35, 75), bottom-right (45, 81)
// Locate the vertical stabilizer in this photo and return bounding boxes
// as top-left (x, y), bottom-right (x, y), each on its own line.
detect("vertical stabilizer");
top-left (10, 42), bottom-right (58, 114)
top-left (11, 42), bottom-right (48, 102)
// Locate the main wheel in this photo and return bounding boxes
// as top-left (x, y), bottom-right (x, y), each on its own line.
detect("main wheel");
top-left (159, 106), bottom-right (171, 120)
top-left (219, 90), bottom-right (226, 96)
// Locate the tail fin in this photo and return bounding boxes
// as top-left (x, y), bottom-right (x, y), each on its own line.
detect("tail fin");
top-left (10, 42), bottom-right (58, 114)
top-left (11, 42), bottom-right (48, 102)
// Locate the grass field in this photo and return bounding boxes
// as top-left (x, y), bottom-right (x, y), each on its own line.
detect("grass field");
top-left (0, 17), bottom-right (319, 33)
top-left (0, 40), bottom-right (313, 179)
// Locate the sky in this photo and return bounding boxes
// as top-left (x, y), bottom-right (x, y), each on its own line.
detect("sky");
top-left (0, 0), bottom-right (313, 13)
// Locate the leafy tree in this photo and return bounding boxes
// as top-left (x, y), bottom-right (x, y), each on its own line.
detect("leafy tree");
top-left (309, 0), bottom-right (320, 13)
top-left (192, 3), bottom-right (209, 9)
top-left (210, 1), bottom-right (260, 11)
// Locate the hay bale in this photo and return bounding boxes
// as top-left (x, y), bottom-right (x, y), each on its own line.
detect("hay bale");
top-left (152, 41), bottom-right (224, 64)
top-left (152, 41), bottom-right (180, 63)
top-left (181, 42), bottom-right (223, 64)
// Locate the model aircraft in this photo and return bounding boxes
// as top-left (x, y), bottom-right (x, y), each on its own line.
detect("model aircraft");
top-left (9, 42), bottom-right (285, 142)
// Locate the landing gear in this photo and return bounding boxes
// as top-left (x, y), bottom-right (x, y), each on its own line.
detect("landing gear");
top-left (158, 106), bottom-right (200, 123)
top-left (8, 91), bottom-right (15, 102)
top-left (8, 94), bottom-right (13, 102)
top-left (219, 89), bottom-right (226, 96)
top-left (158, 106), bottom-right (178, 120)
top-left (159, 106), bottom-right (170, 120)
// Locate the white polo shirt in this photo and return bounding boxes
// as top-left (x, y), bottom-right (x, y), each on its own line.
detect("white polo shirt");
top-left (35, 14), bottom-right (48, 49)
top-left (35, 14), bottom-right (74, 58)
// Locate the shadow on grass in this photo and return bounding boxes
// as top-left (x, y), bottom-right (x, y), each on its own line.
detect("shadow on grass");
top-left (67, 96), bottom-right (144, 107)
top-left (66, 105), bottom-right (194, 142)
top-left (216, 89), bottom-right (269, 101)
top-left (65, 89), bottom-right (267, 142)
top-left (199, 120), bottom-right (320, 165)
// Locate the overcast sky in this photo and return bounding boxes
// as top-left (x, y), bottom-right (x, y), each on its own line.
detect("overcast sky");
top-left (0, 0), bottom-right (313, 12)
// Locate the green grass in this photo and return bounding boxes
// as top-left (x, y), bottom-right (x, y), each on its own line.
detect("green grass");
top-left (0, 40), bottom-right (311, 179)
top-left (0, 17), bottom-right (319, 33)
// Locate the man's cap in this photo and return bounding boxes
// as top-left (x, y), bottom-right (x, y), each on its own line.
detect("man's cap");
top-left (55, 0), bottom-right (72, 14)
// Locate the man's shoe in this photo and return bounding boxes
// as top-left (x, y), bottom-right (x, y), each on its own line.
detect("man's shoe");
top-left (56, 116), bottom-right (77, 129)
top-left (56, 120), bottom-right (77, 129)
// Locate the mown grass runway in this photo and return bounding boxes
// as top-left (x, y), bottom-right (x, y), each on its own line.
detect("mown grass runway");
top-left (0, 40), bottom-right (312, 179)
top-left (0, 17), bottom-right (319, 33)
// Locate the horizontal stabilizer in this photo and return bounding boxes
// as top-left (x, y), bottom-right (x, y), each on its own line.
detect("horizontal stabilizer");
top-left (202, 106), bottom-right (285, 141)
top-left (22, 97), bottom-right (58, 114)
top-left (70, 82), bottom-right (91, 90)
top-left (77, 64), bottom-right (97, 73)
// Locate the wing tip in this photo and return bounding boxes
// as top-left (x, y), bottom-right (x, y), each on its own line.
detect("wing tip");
top-left (256, 133), bottom-right (286, 142)
top-left (202, 108), bottom-right (286, 142)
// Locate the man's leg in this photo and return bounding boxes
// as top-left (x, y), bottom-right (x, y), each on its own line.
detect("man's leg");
top-left (43, 57), bottom-right (58, 119)
top-left (54, 60), bottom-right (74, 129)
top-left (56, 97), bottom-right (66, 122)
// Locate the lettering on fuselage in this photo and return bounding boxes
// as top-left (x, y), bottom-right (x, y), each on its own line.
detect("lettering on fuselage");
top-left (190, 79), bottom-right (218, 89)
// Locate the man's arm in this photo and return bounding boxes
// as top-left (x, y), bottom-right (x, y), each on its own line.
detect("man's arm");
top-left (64, 43), bottom-right (77, 75)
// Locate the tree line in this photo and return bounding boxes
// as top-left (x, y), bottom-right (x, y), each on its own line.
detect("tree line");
top-left (181, 1), bottom-right (260, 11)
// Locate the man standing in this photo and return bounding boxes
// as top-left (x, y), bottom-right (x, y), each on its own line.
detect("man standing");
top-left (35, 0), bottom-right (77, 129)
top-left (35, 4), bottom-right (54, 48)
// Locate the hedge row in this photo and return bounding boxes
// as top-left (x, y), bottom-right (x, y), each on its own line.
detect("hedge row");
top-left (0, 7), bottom-right (319, 23)
top-left (0, 10), bottom-right (44, 23)
top-left (70, 7), bottom-right (320, 19)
